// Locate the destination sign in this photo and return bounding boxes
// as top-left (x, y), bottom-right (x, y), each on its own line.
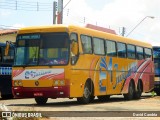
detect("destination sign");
top-left (18, 34), bottom-right (40, 40)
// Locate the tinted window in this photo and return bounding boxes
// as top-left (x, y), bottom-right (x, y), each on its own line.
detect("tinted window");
top-left (70, 33), bottom-right (78, 42)
top-left (144, 48), bottom-right (152, 58)
top-left (1, 46), bottom-right (14, 64)
top-left (136, 46), bottom-right (144, 60)
top-left (127, 44), bottom-right (136, 59)
top-left (117, 42), bottom-right (126, 58)
top-left (93, 37), bottom-right (105, 55)
top-left (81, 35), bottom-right (92, 54)
top-left (105, 40), bottom-right (117, 57)
top-left (153, 47), bottom-right (160, 58)
top-left (15, 33), bottom-right (69, 66)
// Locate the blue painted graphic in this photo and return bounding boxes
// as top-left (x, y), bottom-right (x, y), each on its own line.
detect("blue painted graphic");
top-left (99, 57), bottom-right (138, 91)
top-left (99, 57), bottom-right (113, 92)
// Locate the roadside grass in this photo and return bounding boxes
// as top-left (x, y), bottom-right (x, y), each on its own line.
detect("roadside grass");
top-left (151, 91), bottom-right (156, 97)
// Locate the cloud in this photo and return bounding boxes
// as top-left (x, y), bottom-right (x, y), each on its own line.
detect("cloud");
top-left (12, 24), bottom-right (25, 29)
top-left (0, 10), bottom-right (11, 17)
top-left (63, 0), bottom-right (160, 46)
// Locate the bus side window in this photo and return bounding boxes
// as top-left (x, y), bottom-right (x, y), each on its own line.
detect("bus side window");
top-left (70, 33), bottom-right (79, 64)
top-left (70, 33), bottom-right (78, 42)
top-left (117, 42), bottom-right (127, 58)
top-left (105, 40), bottom-right (117, 57)
top-left (144, 48), bottom-right (152, 59)
top-left (70, 33), bottom-right (78, 55)
top-left (80, 35), bottom-right (92, 54)
top-left (136, 46), bottom-right (144, 60)
top-left (3, 48), bottom-right (14, 63)
top-left (93, 37), bottom-right (105, 55)
top-left (127, 44), bottom-right (136, 59)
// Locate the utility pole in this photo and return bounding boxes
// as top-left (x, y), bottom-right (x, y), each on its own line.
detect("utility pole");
top-left (57, 0), bottom-right (63, 24)
top-left (54, 0), bottom-right (71, 24)
top-left (121, 27), bottom-right (126, 36)
top-left (53, 1), bottom-right (57, 24)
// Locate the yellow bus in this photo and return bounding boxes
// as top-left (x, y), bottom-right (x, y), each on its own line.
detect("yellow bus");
top-left (12, 25), bottom-right (154, 104)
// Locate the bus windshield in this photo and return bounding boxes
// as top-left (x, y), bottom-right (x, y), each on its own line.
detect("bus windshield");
top-left (15, 32), bottom-right (69, 66)
top-left (153, 47), bottom-right (160, 76)
top-left (0, 45), bottom-right (14, 64)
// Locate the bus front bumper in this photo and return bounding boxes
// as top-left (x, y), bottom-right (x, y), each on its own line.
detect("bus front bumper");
top-left (12, 86), bottom-right (70, 98)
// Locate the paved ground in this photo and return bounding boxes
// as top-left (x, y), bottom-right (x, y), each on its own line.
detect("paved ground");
top-left (0, 93), bottom-right (160, 120)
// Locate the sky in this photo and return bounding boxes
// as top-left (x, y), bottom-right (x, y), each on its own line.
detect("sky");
top-left (0, 0), bottom-right (160, 46)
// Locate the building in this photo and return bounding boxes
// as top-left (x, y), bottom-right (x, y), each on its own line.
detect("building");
top-left (0, 29), bottom-right (18, 43)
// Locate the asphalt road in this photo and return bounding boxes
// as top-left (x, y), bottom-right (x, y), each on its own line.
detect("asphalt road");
top-left (0, 93), bottom-right (160, 120)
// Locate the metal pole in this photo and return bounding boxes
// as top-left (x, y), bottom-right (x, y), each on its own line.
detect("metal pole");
top-left (126, 16), bottom-right (154, 37)
top-left (57, 0), bottom-right (71, 24)
top-left (53, 1), bottom-right (57, 24)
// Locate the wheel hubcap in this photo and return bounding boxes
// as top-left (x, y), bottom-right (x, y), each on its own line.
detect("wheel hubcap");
top-left (84, 87), bottom-right (90, 98)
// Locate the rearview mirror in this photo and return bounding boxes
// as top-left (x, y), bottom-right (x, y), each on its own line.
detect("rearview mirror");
top-left (71, 40), bottom-right (78, 56)
top-left (5, 41), bottom-right (10, 56)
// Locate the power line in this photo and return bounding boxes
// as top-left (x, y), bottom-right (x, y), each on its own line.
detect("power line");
top-left (0, 0), bottom-right (120, 34)
top-left (0, 0), bottom-right (53, 11)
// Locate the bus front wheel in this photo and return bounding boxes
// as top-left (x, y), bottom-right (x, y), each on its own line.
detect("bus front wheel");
top-left (1, 94), bottom-right (13, 99)
top-left (77, 82), bottom-right (92, 104)
top-left (35, 97), bottom-right (48, 105)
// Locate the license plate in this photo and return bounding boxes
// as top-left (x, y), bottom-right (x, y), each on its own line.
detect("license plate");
top-left (34, 93), bottom-right (43, 96)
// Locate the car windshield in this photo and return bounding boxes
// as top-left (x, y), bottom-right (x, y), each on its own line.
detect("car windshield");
top-left (15, 32), bottom-right (69, 66)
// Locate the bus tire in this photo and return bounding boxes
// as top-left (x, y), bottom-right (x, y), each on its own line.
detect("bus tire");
top-left (1, 94), bottom-right (13, 99)
top-left (35, 97), bottom-right (48, 105)
top-left (156, 91), bottom-right (160, 96)
top-left (77, 81), bottom-right (92, 104)
top-left (134, 80), bottom-right (142, 99)
top-left (90, 96), bottom-right (95, 102)
top-left (123, 81), bottom-right (135, 100)
top-left (97, 95), bottom-right (110, 102)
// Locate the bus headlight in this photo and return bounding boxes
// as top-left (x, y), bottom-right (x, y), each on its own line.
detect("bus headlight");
top-left (60, 80), bottom-right (65, 85)
top-left (54, 80), bottom-right (59, 86)
top-left (14, 81), bottom-right (18, 86)
top-left (14, 80), bottom-right (22, 86)
top-left (18, 80), bottom-right (22, 86)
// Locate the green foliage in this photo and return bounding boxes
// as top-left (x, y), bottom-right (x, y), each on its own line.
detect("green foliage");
top-left (151, 91), bottom-right (155, 97)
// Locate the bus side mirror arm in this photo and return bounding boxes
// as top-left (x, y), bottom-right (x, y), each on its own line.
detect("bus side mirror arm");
top-left (5, 41), bottom-right (15, 56)
top-left (5, 41), bottom-right (10, 56)
top-left (71, 41), bottom-right (78, 55)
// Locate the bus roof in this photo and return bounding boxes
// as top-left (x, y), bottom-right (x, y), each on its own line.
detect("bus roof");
top-left (18, 25), bottom-right (152, 48)
top-left (18, 25), bottom-right (68, 34)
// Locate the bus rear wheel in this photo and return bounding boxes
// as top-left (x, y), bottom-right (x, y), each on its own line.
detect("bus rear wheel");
top-left (77, 82), bottom-right (92, 104)
top-left (134, 80), bottom-right (142, 99)
top-left (35, 97), bottom-right (48, 105)
top-left (123, 81), bottom-right (135, 100)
